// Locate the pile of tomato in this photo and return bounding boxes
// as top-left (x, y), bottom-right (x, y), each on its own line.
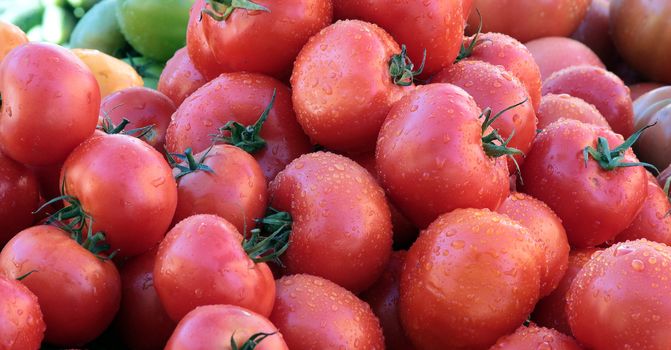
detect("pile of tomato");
top-left (1, 0), bottom-right (671, 349)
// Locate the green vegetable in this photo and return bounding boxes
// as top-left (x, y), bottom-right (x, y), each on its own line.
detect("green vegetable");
top-left (70, 0), bottom-right (127, 55)
top-left (41, 5), bottom-right (76, 44)
top-left (67, 0), bottom-right (100, 10)
top-left (116, 0), bottom-right (194, 62)
top-left (123, 56), bottom-right (165, 90)
top-left (0, 0), bottom-right (44, 32)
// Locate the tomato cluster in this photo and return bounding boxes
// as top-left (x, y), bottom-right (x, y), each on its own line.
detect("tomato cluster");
top-left (1, 0), bottom-right (671, 349)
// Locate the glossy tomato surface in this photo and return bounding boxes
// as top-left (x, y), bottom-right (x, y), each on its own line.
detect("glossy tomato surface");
top-left (490, 324), bottom-right (582, 350)
top-left (537, 93), bottom-right (610, 130)
top-left (158, 47), bottom-right (207, 107)
top-left (0, 21), bottom-right (28, 63)
top-left (525, 36), bottom-right (604, 81)
top-left (0, 274), bottom-right (45, 350)
top-left (0, 152), bottom-right (39, 246)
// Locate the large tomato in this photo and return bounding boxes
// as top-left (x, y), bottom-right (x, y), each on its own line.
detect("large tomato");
top-left (525, 36), bottom-right (604, 81)
top-left (567, 240), bottom-right (671, 349)
top-left (537, 93), bottom-right (610, 130)
top-left (614, 175), bottom-right (671, 245)
top-left (269, 152), bottom-right (392, 292)
top-left (376, 84), bottom-right (509, 229)
top-left (610, 0), bottom-right (671, 83)
top-left (333, 0), bottom-right (464, 77)
top-left (0, 43), bottom-right (99, 166)
top-left (166, 305), bottom-right (288, 350)
top-left (154, 214), bottom-right (276, 321)
top-left (292, 20), bottom-right (412, 153)
top-left (158, 47), bottom-right (207, 107)
top-left (632, 86), bottom-right (671, 170)
top-left (61, 133), bottom-right (178, 257)
top-left (0, 21), bottom-right (27, 63)
top-left (270, 274), bottom-right (384, 350)
top-left (521, 119), bottom-right (648, 248)
top-left (0, 225), bottom-right (121, 346)
top-left (188, 0), bottom-right (333, 80)
top-left (0, 152), bottom-right (39, 247)
top-left (491, 324), bottom-right (582, 350)
top-left (400, 208), bottom-right (544, 350)
top-left (166, 72), bottom-right (311, 182)
top-left (0, 274), bottom-right (45, 349)
top-left (467, 0), bottom-right (592, 43)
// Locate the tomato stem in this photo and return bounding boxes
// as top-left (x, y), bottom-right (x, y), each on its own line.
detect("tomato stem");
top-left (202, 0), bottom-right (270, 22)
top-left (389, 45), bottom-right (426, 86)
top-left (243, 208), bottom-right (291, 266)
top-left (167, 146), bottom-right (216, 180)
top-left (480, 99), bottom-right (527, 182)
top-left (583, 123), bottom-right (659, 172)
top-left (231, 331), bottom-right (277, 350)
top-left (456, 9), bottom-right (485, 62)
top-left (98, 114), bottom-right (156, 142)
top-left (15, 270), bottom-right (37, 281)
top-left (211, 89), bottom-right (276, 154)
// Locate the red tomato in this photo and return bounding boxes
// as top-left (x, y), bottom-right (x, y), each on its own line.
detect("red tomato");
top-left (571, 0), bottom-right (616, 66)
top-left (333, 0), bottom-right (464, 77)
top-left (433, 60), bottom-right (537, 170)
top-left (376, 84), bottom-right (509, 229)
top-left (0, 42), bottom-right (99, 166)
top-left (491, 324), bottom-right (582, 350)
top-left (542, 65), bottom-right (634, 137)
top-left (630, 82), bottom-right (665, 101)
top-left (269, 152), bottom-right (392, 292)
top-left (172, 144), bottom-right (267, 233)
top-left (166, 305), bottom-right (288, 350)
top-left (0, 21), bottom-right (27, 63)
top-left (189, 0), bottom-right (332, 80)
top-left (537, 93), bottom-right (610, 130)
top-left (100, 87), bottom-right (176, 150)
top-left (360, 251), bottom-right (415, 350)
top-left (567, 240), bottom-right (671, 349)
top-left (497, 192), bottom-right (569, 297)
top-left (462, 0), bottom-right (474, 20)
top-left (614, 176), bottom-right (671, 245)
top-left (0, 225), bottom-right (121, 346)
top-left (520, 119), bottom-right (648, 248)
top-left (0, 274), bottom-right (45, 349)
top-left (461, 32), bottom-right (542, 111)
top-left (117, 249), bottom-right (176, 350)
top-left (166, 72), bottom-right (311, 182)
top-left (154, 214), bottom-right (275, 321)
top-left (186, 1), bottom-right (220, 80)
top-left (292, 20), bottom-right (413, 153)
top-left (158, 47), bottom-right (207, 107)
top-left (525, 37), bottom-right (605, 81)
top-left (532, 248), bottom-right (599, 336)
top-left (467, 0), bottom-right (591, 43)
top-left (400, 208), bottom-right (543, 350)
top-left (0, 152), bottom-right (39, 247)
top-left (270, 274), bottom-right (384, 350)
top-left (62, 133), bottom-right (177, 257)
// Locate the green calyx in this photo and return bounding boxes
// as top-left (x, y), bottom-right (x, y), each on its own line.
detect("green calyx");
top-left (389, 44), bottom-right (426, 87)
top-left (211, 89), bottom-right (276, 154)
top-left (98, 114), bottom-right (156, 142)
top-left (583, 123), bottom-right (658, 173)
top-left (16, 270), bottom-right (37, 281)
top-left (242, 208), bottom-right (292, 266)
top-left (166, 146), bottom-right (215, 180)
top-left (479, 99), bottom-right (527, 182)
top-left (202, 0), bottom-right (270, 22)
top-left (456, 9), bottom-right (484, 62)
top-left (231, 332), bottom-right (277, 350)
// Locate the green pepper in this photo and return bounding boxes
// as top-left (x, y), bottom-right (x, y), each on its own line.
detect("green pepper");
top-left (70, 0), bottom-right (127, 56)
top-left (116, 0), bottom-right (194, 62)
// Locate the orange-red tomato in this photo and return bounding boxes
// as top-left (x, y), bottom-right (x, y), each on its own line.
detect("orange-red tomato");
top-left (158, 47), bottom-right (208, 107)
top-left (0, 21), bottom-right (27, 63)
top-left (491, 324), bottom-right (582, 350)
top-left (537, 94), bottom-right (610, 130)
top-left (525, 36), bottom-right (604, 81)
top-left (0, 274), bottom-right (45, 349)
top-left (72, 48), bottom-right (144, 98)
top-left (615, 176), bottom-right (671, 245)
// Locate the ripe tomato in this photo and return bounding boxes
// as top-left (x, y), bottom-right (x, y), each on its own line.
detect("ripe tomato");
top-left (433, 60), bottom-right (537, 170)
top-left (614, 175), bottom-right (671, 245)
top-left (532, 248), bottom-right (599, 336)
top-left (269, 152), bottom-right (392, 292)
top-left (158, 47), bottom-right (207, 107)
top-left (525, 36), bottom-right (604, 81)
top-left (0, 42), bottom-right (99, 166)
top-left (537, 93), bottom-right (610, 130)
top-left (400, 208), bottom-right (543, 350)
top-left (117, 249), bottom-right (176, 350)
top-left (166, 305), bottom-right (288, 350)
top-left (376, 84), bottom-right (509, 229)
top-left (610, 0), bottom-right (671, 83)
top-left (571, 0), bottom-right (616, 66)
top-left (360, 251), bottom-right (415, 350)
top-left (497, 192), bottom-right (569, 297)
top-left (61, 133), bottom-right (178, 257)
top-left (567, 240), bottom-right (671, 349)
top-left (154, 214), bottom-right (276, 321)
top-left (0, 274), bottom-right (45, 349)
top-left (172, 145), bottom-right (267, 234)
top-left (189, 0), bottom-right (333, 80)
top-left (166, 72), bottom-right (311, 182)
top-left (0, 152), bottom-right (39, 247)
top-left (632, 86), bottom-right (671, 170)
top-left (270, 274), bottom-right (384, 350)
top-left (72, 48), bottom-right (144, 98)
top-left (630, 82), bottom-right (664, 101)
top-left (491, 324), bottom-right (582, 350)
top-left (291, 19), bottom-right (413, 153)
top-left (542, 65), bottom-right (634, 137)
top-left (100, 87), bottom-right (176, 150)
top-left (467, 0), bottom-right (591, 43)
top-left (333, 0), bottom-right (464, 77)
top-left (520, 119), bottom-right (648, 248)
top-left (461, 32), bottom-right (542, 111)
top-left (0, 225), bottom-right (121, 346)
top-left (0, 21), bottom-right (27, 63)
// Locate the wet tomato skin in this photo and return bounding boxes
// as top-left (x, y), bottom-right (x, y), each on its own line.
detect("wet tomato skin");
top-left (158, 47), bottom-right (208, 107)
top-left (614, 176), bottom-right (671, 245)
top-left (0, 274), bottom-right (45, 350)
top-left (490, 324), bottom-right (582, 350)
top-left (525, 36), bottom-right (604, 81)
top-left (537, 93), bottom-right (610, 130)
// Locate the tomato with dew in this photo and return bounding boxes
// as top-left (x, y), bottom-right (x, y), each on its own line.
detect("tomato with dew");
top-left (614, 175), bottom-right (671, 245)
top-left (158, 47), bottom-right (207, 107)
top-left (490, 324), bottom-right (582, 350)
top-left (537, 94), bottom-right (610, 130)
top-left (0, 274), bottom-right (45, 350)
top-left (525, 37), bottom-right (604, 81)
